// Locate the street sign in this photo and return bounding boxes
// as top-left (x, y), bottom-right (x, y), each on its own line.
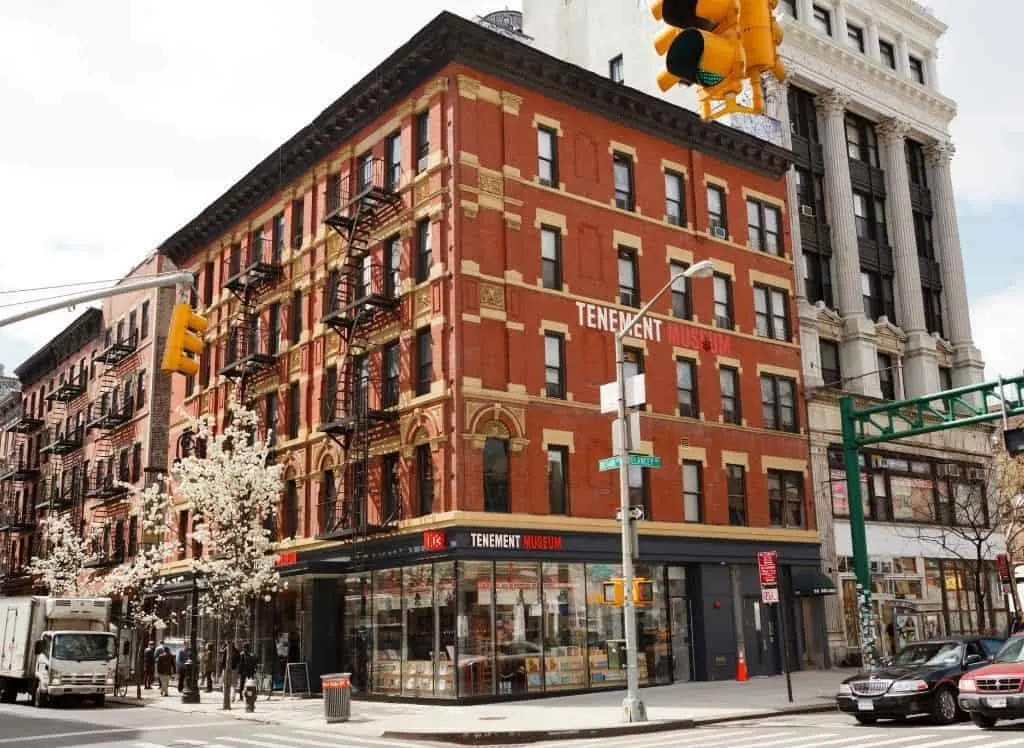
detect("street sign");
top-left (615, 506), bottom-right (645, 521)
top-left (599, 374), bottom-right (646, 414)
top-left (757, 551), bottom-right (778, 587)
top-left (598, 454), bottom-right (662, 471)
top-left (761, 587), bottom-right (779, 604)
top-left (611, 411), bottom-right (641, 454)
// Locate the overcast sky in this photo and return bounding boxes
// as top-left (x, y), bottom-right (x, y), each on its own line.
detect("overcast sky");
top-left (0, 0), bottom-right (1019, 383)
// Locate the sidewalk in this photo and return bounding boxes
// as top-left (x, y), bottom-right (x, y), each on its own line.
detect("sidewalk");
top-left (111, 669), bottom-right (849, 744)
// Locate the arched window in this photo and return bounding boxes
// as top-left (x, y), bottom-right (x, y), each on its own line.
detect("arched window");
top-left (319, 469), bottom-right (336, 535)
top-left (282, 480), bottom-right (298, 539)
top-left (483, 437), bottom-right (510, 513)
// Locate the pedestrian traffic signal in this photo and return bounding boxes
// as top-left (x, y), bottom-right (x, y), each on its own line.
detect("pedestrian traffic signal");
top-left (602, 579), bottom-right (625, 607)
top-left (739, 0), bottom-right (786, 81)
top-left (161, 303), bottom-right (208, 377)
top-left (633, 578), bottom-right (654, 607)
top-left (650, 0), bottom-right (744, 95)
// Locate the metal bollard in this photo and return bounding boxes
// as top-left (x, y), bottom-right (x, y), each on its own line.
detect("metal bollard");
top-left (320, 672), bottom-right (352, 723)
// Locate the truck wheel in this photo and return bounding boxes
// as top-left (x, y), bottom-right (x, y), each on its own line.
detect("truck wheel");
top-left (972, 713), bottom-right (998, 729)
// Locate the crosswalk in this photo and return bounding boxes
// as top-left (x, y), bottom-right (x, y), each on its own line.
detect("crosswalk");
top-left (126, 729), bottom-right (431, 748)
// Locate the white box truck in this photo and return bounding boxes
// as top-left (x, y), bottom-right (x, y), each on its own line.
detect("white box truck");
top-left (0, 596), bottom-right (117, 707)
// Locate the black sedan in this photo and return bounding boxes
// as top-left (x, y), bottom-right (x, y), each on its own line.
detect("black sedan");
top-left (836, 636), bottom-right (1004, 725)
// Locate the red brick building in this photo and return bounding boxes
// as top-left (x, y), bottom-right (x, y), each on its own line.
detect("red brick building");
top-left (155, 12), bottom-right (826, 698)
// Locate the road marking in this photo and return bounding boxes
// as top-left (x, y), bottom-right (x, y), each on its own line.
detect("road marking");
top-left (975, 738), bottom-right (1024, 748)
top-left (535, 727), bottom-right (755, 748)
top-left (276, 731), bottom-right (428, 748)
top-left (0, 721), bottom-right (240, 744)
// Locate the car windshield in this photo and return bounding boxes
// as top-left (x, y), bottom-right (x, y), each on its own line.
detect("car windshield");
top-left (994, 637), bottom-right (1024, 664)
top-left (892, 642), bottom-right (961, 666)
top-left (52, 633), bottom-right (117, 662)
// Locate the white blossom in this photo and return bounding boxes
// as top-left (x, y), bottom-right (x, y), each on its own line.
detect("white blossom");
top-left (29, 513), bottom-right (91, 596)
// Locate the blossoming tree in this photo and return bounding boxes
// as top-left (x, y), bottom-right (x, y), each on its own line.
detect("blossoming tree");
top-left (29, 513), bottom-right (90, 596)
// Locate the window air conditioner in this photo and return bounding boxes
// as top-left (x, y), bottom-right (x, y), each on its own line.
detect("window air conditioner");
top-left (800, 204), bottom-right (815, 218)
top-left (712, 225), bottom-right (727, 240)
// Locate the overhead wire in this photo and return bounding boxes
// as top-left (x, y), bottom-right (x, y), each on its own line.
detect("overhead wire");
top-left (0, 272), bottom-right (188, 309)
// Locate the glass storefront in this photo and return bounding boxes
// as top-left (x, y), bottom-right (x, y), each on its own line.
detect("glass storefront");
top-left (332, 560), bottom-right (671, 699)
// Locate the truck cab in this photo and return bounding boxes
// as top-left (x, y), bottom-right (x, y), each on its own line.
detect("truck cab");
top-left (33, 628), bottom-right (117, 706)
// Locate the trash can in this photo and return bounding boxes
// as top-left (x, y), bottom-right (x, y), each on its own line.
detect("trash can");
top-left (321, 672), bottom-right (352, 723)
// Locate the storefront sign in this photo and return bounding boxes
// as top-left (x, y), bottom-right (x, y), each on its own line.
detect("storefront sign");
top-left (275, 551), bottom-right (298, 568)
top-left (469, 532), bottom-right (565, 551)
top-left (423, 530), bottom-right (447, 552)
top-left (575, 300), bottom-right (731, 353)
top-left (758, 551), bottom-right (778, 586)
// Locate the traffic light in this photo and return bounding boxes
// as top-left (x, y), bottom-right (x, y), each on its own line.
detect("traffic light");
top-left (161, 302), bottom-right (208, 377)
top-left (602, 578), bottom-right (655, 606)
top-left (739, 0), bottom-right (786, 81)
top-left (602, 579), bottom-right (625, 607)
top-left (633, 578), bottom-right (654, 607)
top-left (650, 0), bottom-right (744, 96)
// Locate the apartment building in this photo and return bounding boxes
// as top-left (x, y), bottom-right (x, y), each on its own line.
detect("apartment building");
top-left (0, 366), bottom-right (26, 591)
top-left (521, 0), bottom-right (998, 663)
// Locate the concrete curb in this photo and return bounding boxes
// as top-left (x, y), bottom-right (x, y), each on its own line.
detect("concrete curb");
top-left (382, 702), bottom-right (838, 745)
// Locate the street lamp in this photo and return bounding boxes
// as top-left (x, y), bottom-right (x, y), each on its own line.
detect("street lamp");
top-left (614, 258), bottom-right (714, 723)
top-left (181, 573), bottom-right (201, 704)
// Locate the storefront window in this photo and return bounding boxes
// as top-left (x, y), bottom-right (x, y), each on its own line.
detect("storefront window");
top-left (437, 562), bottom-right (456, 698)
top-left (403, 564), bottom-right (434, 697)
top-left (458, 561), bottom-right (494, 696)
top-left (542, 562), bottom-right (587, 691)
top-left (634, 563), bottom-right (670, 685)
top-left (492, 562), bottom-right (542, 694)
top-left (586, 563), bottom-right (628, 688)
top-left (373, 568), bottom-right (403, 694)
top-left (342, 574), bottom-right (371, 694)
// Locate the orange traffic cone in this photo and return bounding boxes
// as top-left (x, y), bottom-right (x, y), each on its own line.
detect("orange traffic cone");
top-left (736, 649), bottom-right (749, 682)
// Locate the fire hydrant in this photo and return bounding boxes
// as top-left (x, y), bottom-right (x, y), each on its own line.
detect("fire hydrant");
top-left (243, 677), bottom-right (257, 712)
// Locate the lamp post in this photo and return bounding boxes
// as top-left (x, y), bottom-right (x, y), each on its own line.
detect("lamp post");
top-left (614, 259), bottom-right (715, 723)
top-left (181, 573), bottom-right (201, 704)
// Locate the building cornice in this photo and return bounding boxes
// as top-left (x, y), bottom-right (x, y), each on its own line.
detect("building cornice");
top-left (159, 11), bottom-right (792, 266)
top-left (879, 0), bottom-right (947, 35)
top-left (14, 308), bottom-right (102, 386)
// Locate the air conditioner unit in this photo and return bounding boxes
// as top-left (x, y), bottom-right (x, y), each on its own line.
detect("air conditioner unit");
top-left (938, 464), bottom-right (959, 478)
top-left (968, 467), bottom-right (986, 481)
top-left (800, 204), bottom-right (815, 218)
top-left (712, 225), bottom-right (727, 240)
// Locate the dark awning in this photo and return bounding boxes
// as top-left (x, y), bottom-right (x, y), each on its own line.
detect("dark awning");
top-left (792, 568), bottom-right (837, 597)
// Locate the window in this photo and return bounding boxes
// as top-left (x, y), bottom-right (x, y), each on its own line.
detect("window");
top-left (676, 358), bottom-right (698, 418)
top-left (483, 437), bottom-right (510, 512)
top-left (325, 174), bottom-right (341, 215)
top-left (282, 480), bottom-right (298, 539)
top-left (415, 218), bottom-right (432, 283)
top-left (544, 333), bottom-right (565, 399)
top-left (288, 382), bottom-right (300, 439)
top-left (906, 140), bottom-right (929, 188)
top-left (618, 248), bottom-right (639, 307)
top-left (623, 347), bottom-right (645, 407)
top-left (820, 340), bottom-right (841, 388)
top-left (720, 366), bottom-right (741, 425)
top-left (609, 54), bottom-right (624, 83)
top-left (382, 342), bottom-right (399, 408)
top-left (291, 197), bottom-right (304, 249)
top-left (384, 235), bottom-right (401, 297)
top-left (613, 152), bottom-right (634, 211)
top-left (879, 40), bottom-right (896, 69)
top-left (713, 273), bottom-right (734, 329)
top-left (746, 199), bottom-right (782, 255)
top-left (812, 5), bottom-right (831, 35)
top-left (268, 303), bottom-right (281, 355)
top-left (269, 212), bottom-right (284, 263)
top-left (761, 375), bottom-right (798, 432)
top-left (924, 288), bottom-right (945, 338)
top-left (754, 285), bottom-right (790, 341)
top-left (322, 365), bottom-right (338, 422)
top-left (877, 353), bottom-right (896, 400)
top-left (385, 130), bottom-right (401, 190)
top-left (779, 0), bottom-right (797, 17)
top-left (909, 55), bottom-right (925, 84)
top-left (264, 391), bottom-right (279, 448)
top-left (131, 443), bottom-right (142, 483)
top-left (803, 250), bottom-right (834, 309)
top-left (416, 327), bottom-right (432, 396)
top-left (874, 198), bottom-right (888, 244)
top-left (845, 116), bottom-right (879, 166)
top-left (356, 152), bottom-right (373, 192)
top-left (136, 370), bottom-right (146, 409)
top-left (768, 470), bottom-right (805, 528)
top-left (707, 184), bottom-right (727, 235)
top-left (251, 227), bottom-right (265, 263)
top-left (669, 261), bottom-right (692, 319)
top-left (861, 270), bottom-right (895, 322)
top-left (914, 211), bottom-right (934, 259)
top-left (541, 226), bottom-right (562, 290)
top-left (938, 366), bottom-right (953, 391)
top-left (665, 171), bottom-right (685, 226)
top-left (415, 111), bottom-right (430, 173)
top-left (140, 301), bottom-right (149, 340)
top-left (382, 453), bottom-right (400, 522)
top-left (416, 443), bottom-right (433, 515)
top-left (290, 290), bottom-right (303, 343)
top-left (202, 261), bottom-right (214, 307)
top-left (727, 465), bottom-right (747, 526)
top-left (682, 461), bottom-right (703, 522)
top-left (538, 127), bottom-right (558, 186)
top-left (846, 23), bottom-right (864, 52)
top-left (547, 446), bottom-right (569, 515)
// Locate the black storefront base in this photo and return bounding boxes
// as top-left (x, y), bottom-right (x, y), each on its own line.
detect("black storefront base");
top-left (276, 524), bottom-right (828, 703)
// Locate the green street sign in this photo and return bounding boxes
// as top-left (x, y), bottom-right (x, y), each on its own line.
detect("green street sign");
top-left (598, 454), bottom-right (661, 471)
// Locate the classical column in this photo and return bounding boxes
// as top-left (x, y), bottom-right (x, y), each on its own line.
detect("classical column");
top-left (834, 1), bottom-right (848, 43)
top-left (797, 0), bottom-right (813, 23)
top-left (816, 89), bottom-right (881, 397)
top-left (896, 34), bottom-right (911, 78)
top-left (866, 20), bottom-right (881, 63)
top-left (927, 140), bottom-right (986, 387)
top-left (878, 117), bottom-right (936, 397)
top-left (925, 53), bottom-right (939, 89)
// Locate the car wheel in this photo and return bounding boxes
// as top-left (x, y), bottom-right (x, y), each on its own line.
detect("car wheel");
top-left (854, 714), bottom-right (877, 725)
top-left (932, 686), bottom-right (959, 725)
top-left (971, 713), bottom-right (998, 729)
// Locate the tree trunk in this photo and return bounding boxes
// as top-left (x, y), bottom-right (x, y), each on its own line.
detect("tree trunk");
top-left (222, 615), bottom-right (232, 710)
top-left (975, 548), bottom-right (988, 634)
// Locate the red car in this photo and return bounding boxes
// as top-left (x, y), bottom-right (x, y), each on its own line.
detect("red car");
top-left (958, 634), bottom-right (1024, 728)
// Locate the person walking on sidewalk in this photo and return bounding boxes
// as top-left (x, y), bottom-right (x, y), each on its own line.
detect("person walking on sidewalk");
top-left (142, 641), bottom-right (155, 690)
top-left (155, 646), bottom-right (175, 697)
top-left (201, 642), bottom-right (215, 692)
top-left (236, 642), bottom-right (256, 701)
top-left (176, 645), bottom-right (190, 693)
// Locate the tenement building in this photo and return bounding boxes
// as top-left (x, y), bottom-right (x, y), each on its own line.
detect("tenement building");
top-left (522, 0), bottom-right (997, 665)
top-left (155, 10), bottom-right (830, 699)
top-left (0, 365), bottom-right (27, 590)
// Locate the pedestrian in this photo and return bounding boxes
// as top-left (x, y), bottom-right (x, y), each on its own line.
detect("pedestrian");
top-left (176, 645), bottom-right (189, 693)
top-left (201, 643), bottom-right (215, 692)
top-left (142, 641), bottom-right (155, 690)
top-left (236, 642), bottom-right (254, 701)
top-left (156, 645), bottom-right (175, 697)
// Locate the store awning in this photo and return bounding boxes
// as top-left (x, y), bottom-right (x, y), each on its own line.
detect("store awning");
top-left (792, 569), bottom-right (838, 597)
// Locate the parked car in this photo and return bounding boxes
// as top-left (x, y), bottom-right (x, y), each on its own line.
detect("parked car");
top-left (958, 633), bottom-right (1024, 728)
top-left (836, 636), bottom-right (1004, 725)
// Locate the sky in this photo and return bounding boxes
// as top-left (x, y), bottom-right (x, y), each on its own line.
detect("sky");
top-left (0, 0), bottom-right (1020, 383)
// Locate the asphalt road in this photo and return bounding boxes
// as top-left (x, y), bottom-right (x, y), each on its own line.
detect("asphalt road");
top-left (528, 711), bottom-right (1024, 748)
top-left (0, 696), bottom-right (435, 748)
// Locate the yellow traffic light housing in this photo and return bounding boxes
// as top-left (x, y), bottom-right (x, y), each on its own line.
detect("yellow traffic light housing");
top-left (633, 578), bottom-right (654, 607)
top-left (161, 302), bottom-right (208, 377)
top-left (602, 579), bottom-right (625, 607)
top-left (740, 0), bottom-right (786, 80)
top-left (602, 578), bottom-right (654, 606)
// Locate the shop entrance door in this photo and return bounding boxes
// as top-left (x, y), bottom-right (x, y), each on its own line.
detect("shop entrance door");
top-left (743, 597), bottom-right (779, 677)
top-left (669, 596), bottom-right (692, 682)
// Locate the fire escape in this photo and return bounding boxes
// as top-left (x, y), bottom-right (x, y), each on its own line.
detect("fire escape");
top-left (86, 326), bottom-right (139, 509)
top-left (39, 370), bottom-right (88, 527)
top-left (219, 229), bottom-right (283, 404)
top-left (0, 409), bottom-right (42, 585)
top-left (319, 157), bottom-right (403, 542)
